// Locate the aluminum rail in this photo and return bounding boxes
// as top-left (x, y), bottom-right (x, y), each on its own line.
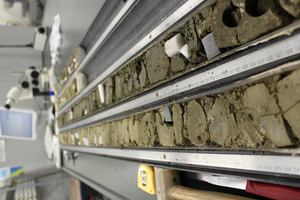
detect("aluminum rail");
top-left (57, 0), bottom-right (215, 116)
top-left (59, 28), bottom-right (300, 132)
top-left (61, 145), bottom-right (300, 176)
top-left (56, 0), bottom-right (139, 99)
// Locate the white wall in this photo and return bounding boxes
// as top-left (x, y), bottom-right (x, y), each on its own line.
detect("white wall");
top-left (42, 0), bottom-right (106, 75)
top-left (0, 25), bottom-right (44, 111)
top-left (0, 25), bottom-right (53, 172)
top-left (0, 0), bottom-right (106, 174)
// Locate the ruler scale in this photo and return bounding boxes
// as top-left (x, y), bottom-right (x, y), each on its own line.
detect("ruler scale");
top-left (61, 145), bottom-right (300, 176)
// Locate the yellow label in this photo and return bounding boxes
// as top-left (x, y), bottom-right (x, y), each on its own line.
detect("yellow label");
top-left (137, 164), bottom-right (157, 194)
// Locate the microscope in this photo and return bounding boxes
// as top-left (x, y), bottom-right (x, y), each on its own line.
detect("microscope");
top-left (4, 67), bottom-right (54, 109)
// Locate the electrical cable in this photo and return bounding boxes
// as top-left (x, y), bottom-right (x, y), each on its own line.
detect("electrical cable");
top-left (33, 96), bottom-right (42, 115)
top-left (0, 43), bottom-right (33, 48)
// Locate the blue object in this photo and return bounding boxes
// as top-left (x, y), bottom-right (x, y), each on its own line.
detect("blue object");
top-left (49, 91), bottom-right (55, 96)
top-left (0, 168), bottom-right (8, 179)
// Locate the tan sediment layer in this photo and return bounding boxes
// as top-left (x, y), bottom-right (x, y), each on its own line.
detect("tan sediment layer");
top-left (57, 1), bottom-right (297, 128)
top-left (59, 68), bottom-right (300, 149)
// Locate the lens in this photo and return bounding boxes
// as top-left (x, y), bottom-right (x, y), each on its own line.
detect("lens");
top-left (21, 81), bottom-right (29, 88)
top-left (4, 104), bottom-right (11, 109)
top-left (38, 27), bottom-right (45, 34)
top-left (31, 71), bottom-right (39, 79)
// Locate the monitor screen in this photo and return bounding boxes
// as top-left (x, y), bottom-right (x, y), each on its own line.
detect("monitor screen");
top-left (0, 108), bottom-right (36, 140)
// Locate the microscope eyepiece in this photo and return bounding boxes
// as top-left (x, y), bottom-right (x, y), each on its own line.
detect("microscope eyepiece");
top-left (4, 104), bottom-right (10, 110)
top-left (31, 71), bottom-right (39, 79)
top-left (21, 81), bottom-right (29, 88)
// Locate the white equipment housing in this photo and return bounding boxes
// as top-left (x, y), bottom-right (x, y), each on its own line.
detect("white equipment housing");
top-left (5, 68), bottom-right (40, 109)
top-left (32, 26), bottom-right (47, 51)
top-left (5, 85), bottom-right (33, 106)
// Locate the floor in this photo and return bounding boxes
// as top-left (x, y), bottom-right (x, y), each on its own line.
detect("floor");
top-left (36, 171), bottom-right (72, 200)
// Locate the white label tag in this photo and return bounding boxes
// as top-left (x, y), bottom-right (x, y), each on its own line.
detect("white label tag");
top-left (67, 66), bottom-right (72, 74)
top-left (98, 84), bottom-right (105, 103)
top-left (99, 135), bottom-right (103, 145)
top-left (69, 109), bottom-right (73, 120)
top-left (83, 137), bottom-right (89, 146)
